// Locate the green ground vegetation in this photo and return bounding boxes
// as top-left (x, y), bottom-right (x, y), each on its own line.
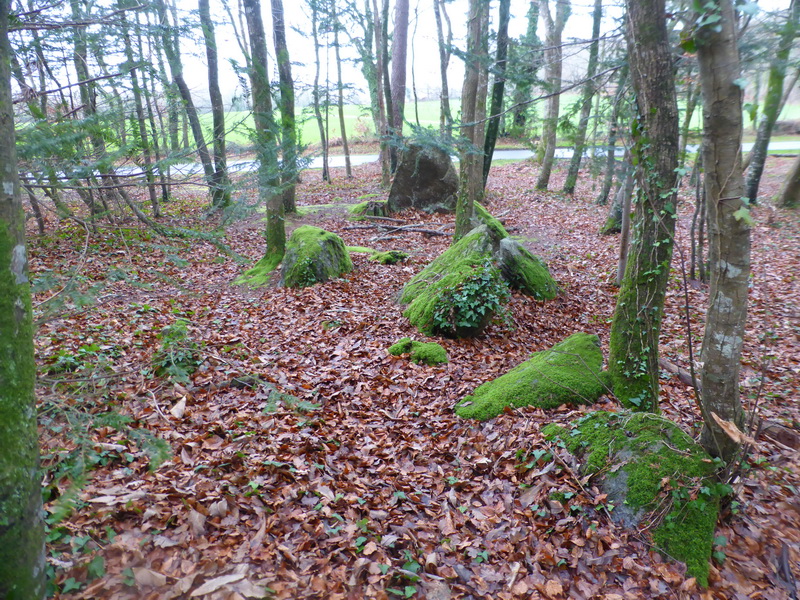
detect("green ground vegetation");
top-left (388, 337), bottom-right (448, 366)
top-left (455, 333), bottom-right (608, 419)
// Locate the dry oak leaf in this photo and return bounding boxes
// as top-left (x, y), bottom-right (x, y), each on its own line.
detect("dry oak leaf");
top-left (190, 573), bottom-right (245, 596)
top-left (133, 567), bottom-right (168, 588)
top-left (544, 579), bottom-right (563, 598)
top-left (711, 413), bottom-right (758, 447)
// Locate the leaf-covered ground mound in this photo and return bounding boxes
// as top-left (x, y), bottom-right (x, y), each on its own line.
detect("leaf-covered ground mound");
top-left (30, 157), bottom-right (799, 600)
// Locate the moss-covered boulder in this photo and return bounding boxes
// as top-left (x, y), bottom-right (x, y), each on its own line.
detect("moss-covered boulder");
top-left (399, 225), bottom-right (557, 337)
top-left (350, 199), bottom-right (389, 219)
top-left (388, 337), bottom-right (448, 366)
top-left (281, 225), bottom-right (353, 288)
top-left (455, 333), bottom-right (607, 419)
top-left (369, 250), bottom-right (409, 265)
top-left (470, 202), bottom-right (509, 239)
top-left (387, 143), bottom-right (459, 214)
top-left (542, 411), bottom-right (720, 586)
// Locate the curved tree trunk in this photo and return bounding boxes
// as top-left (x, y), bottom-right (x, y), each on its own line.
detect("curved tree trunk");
top-left (607, 0), bottom-right (679, 411)
top-left (0, 0), bottom-right (46, 594)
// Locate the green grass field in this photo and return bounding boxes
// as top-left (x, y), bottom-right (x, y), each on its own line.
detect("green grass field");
top-left (202, 96), bottom-right (800, 152)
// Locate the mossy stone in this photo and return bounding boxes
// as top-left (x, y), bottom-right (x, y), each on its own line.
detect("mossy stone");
top-left (455, 333), bottom-right (607, 419)
top-left (388, 337), bottom-right (448, 366)
top-left (471, 202), bottom-right (509, 239)
top-left (543, 411), bottom-right (719, 586)
top-left (280, 225), bottom-right (353, 288)
top-left (369, 250), bottom-right (409, 265)
top-left (350, 199), bottom-right (388, 220)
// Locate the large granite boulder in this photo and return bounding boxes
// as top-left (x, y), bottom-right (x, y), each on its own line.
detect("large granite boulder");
top-left (281, 226), bottom-right (352, 288)
top-left (387, 143), bottom-right (459, 214)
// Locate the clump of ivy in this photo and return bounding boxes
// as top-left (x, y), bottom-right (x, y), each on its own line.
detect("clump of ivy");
top-left (431, 258), bottom-right (511, 337)
top-left (152, 318), bottom-right (201, 382)
top-left (543, 411), bottom-right (723, 586)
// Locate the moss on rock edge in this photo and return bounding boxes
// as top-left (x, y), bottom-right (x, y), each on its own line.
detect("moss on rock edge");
top-left (455, 333), bottom-right (608, 419)
top-left (281, 225), bottom-right (352, 288)
top-left (542, 411), bottom-right (720, 586)
top-left (388, 337), bottom-right (448, 365)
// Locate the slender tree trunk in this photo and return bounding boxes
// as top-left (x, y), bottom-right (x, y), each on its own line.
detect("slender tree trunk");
top-left (372, 0), bottom-right (391, 186)
top-left (311, 0), bottom-right (330, 182)
top-left (332, 2), bottom-right (352, 177)
top-left (271, 0), bottom-right (298, 211)
top-left (454, 0), bottom-right (489, 241)
top-left (607, 0), bottom-right (679, 411)
top-left (745, 0), bottom-right (799, 203)
top-left (596, 64), bottom-right (628, 205)
top-left (433, 0), bottom-right (453, 136)
top-left (563, 0), bottom-right (603, 194)
top-left (389, 0), bottom-right (409, 172)
top-left (482, 0), bottom-right (510, 185)
top-left (121, 9), bottom-right (160, 217)
top-left (243, 0), bottom-right (285, 270)
top-left (0, 0), bottom-right (46, 594)
top-left (534, 0), bottom-right (570, 190)
top-left (679, 76), bottom-right (700, 167)
top-left (696, 0), bottom-right (750, 462)
top-left (779, 153), bottom-right (800, 207)
top-left (199, 0), bottom-right (233, 210)
top-left (154, 0), bottom-right (215, 185)
top-left (510, 0), bottom-right (542, 136)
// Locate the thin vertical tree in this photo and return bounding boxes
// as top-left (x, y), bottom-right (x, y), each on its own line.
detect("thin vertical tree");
top-left (454, 0), bottom-right (489, 241)
top-left (199, 0), bottom-right (233, 210)
top-left (372, 0), bottom-right (391, 186)
top-left (271, 0), bottom-right (298, 211)
top-left (332, 0), bottom-right (353, 177)
top-left (389, 0), bottom-right (409, 171)
top-left (482, 0), bottom-right (510, 185)
top-left (0, 0), bottom-right (46, 595)
top-left (696, 0), bottom-right (750, 461)
top-left (607, 0), bottom-right (679, 411)
top-left (563, 0), bottom-right (603, 194)
top-left (534, 0), bottom-right (570, 190)
top-left (433, 0), bottom-right (453, 136)
top-left (310, 0), bottom-right (330, 181)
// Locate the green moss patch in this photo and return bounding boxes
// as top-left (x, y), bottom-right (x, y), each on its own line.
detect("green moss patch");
top-left (388, 337), bottom-right (448, 366)
top-left (455, 333), bottom-right (607, 419)
top-left (497, 238), bottom-right (558, 300)
top-left (369, 250), bottom-right (409, 265)
top-left (280, 225), bottom-right (353, 288)
top-left (349, 199), bottom-right (388, 220)
top-left (235, 251), bottom-right (283, 287)
top-left (543, 411), bottom-right (721, 586)
top-left (471, 202), bottom-right (509, 239)
top-left (346, 246), bottom-right (374, 254)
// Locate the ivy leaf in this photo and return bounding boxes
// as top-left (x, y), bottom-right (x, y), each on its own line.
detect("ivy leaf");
top-left (733, 206), bottom-right (754, 226)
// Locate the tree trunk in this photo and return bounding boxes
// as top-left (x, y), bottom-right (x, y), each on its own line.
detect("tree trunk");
top-left (389, 0), bottom-right (409, 172)
top-left (696, 0), bottom-right (750, 462)
top-left (154, 0), bottom-right (215, 186)
top-left (779, 153), bottom-right (800, 207)
top-left (332, 2), bottom-right (353, 178)
top-left (199, 0), bottom-right (232, 210)
top-left (596, 64), bottom-right (628, 205)
top-left (433, 0), bottom-right (453, 136)
top-left (311, 0), bottom-right (330, 182)
top-left (0, 0), bottom-right (46, 594)
top-left (243, 0), bottom-right (285, 268)
top-left (271, 0), bottom-right (298, 211)
top-left (607, 0), bottom-right (679, 411)
top-left (745, 0), bottom-right (799, 204)
top-left (563, 0), bottom-right (602, 194)
top-left (482, 0), bottom-right (510, 185)
top-left (509, 0), bottom-right (542, 137)
top-left (454, 0), bottom-right (489, 241)
top-left (372, 0), bottom-right (391, 186)
top-left (534, 0), bottom-right (570, 190)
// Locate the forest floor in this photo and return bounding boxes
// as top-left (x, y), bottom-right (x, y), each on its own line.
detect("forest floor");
top-left (32, 155), bottom-right (799, 600)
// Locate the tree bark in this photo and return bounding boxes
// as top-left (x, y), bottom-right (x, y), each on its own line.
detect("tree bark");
top-left (433, 0), bottom-right (453, 136)
top-left (563, 0), bottom-right (603, 194)
top-left (243, 0), bottom-right (285, 268)
top-left (779, 152), bottom-right (800, 207)
top-left (745, 0), bottom-right (799, 204)
top-left (0, 0), bottom-right (46, 595)
top-left (389, 0), bottom-right (409, 171)
top-left (534, 0), bottom-right (570, 190)
top-left (596, 64), bottom-right (628, 205)
top-left (271, 0), bottom-right (298, 211)
top-left (372, 0), bottom-right (391, 186)
top-left (454, 0), bottom-right (489, 241)
top-left (509, 0), bottom-right (542, 137)
top-left (482, 0), bottom-right (510, 185)
top-left (310, 0), bottom-right (330, 182)
top-left (607, 0), bottom-right (679, 411)
top-left (696, 0), bottom-right (750, 462)
top-left (199, 0), bottom-right (233, 210)
top-left (332, 1), bottom-right (353, 178)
